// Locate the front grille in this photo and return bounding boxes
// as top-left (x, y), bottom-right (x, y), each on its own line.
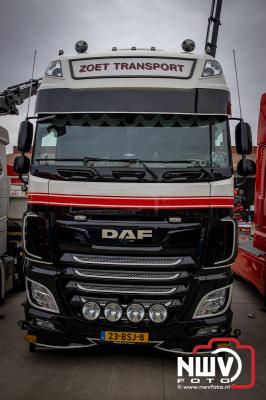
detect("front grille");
top-left (76, 282), bottom-right (179, 295)
top-left (74, 269), bottom-right (180, 281)
top-left (73, 255), bottom-right (182, 266)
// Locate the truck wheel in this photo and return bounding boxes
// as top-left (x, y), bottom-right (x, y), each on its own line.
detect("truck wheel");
top-left (29, 343), bottom-right (36, 352)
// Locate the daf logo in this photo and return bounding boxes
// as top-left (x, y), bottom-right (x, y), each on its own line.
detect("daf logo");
top-left (102, 229), bottom-right (153, 240)
top-left (169, 217), bottom-right (182, 223)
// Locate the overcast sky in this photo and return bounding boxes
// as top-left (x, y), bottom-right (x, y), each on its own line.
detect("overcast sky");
top-left (0, 0), bottom-right (266, 153)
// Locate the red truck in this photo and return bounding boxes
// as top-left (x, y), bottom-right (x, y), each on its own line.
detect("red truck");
top-left (233, 94), bottom-right (266, 298)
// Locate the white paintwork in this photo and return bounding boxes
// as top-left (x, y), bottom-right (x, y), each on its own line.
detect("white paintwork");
top-left (39, 49), bottom-right (229, 94)
top-left (28, 174), bottom-right (49, 194)
top-left (28, 174), bottom-right (233, 199)
top-left (47, 179), bottom-right (211, 197)
top-left (210, 176), bottom-right (234, 196)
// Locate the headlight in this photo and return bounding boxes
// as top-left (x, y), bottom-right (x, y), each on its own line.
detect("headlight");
top-left (104, 303), bottom-right (122, 322)
top-left (126, 304), bottom-right (145, 323)
top-left (82, 302), bottom-right (100, 321)
top-left (148, 304), bottom-right (168, 323)
top-left (45, 60), bottom-right (63, 77)
top-left (202, 59), bottom-right (223, 77)
top-left (27, 278), bottom-right (59, 313)
top-left (193, 285), bottom-right (232, 319)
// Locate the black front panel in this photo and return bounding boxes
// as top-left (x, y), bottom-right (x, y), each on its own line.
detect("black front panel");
top-left (35, 88), bottom-right (230, 114)
top-left (27, 204), bottom-right (234, 265)
top-left (53, 207), bottom-right (208, 260)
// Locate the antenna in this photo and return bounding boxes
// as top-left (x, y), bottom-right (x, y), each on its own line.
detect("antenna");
top-left (205, 0), bottom-right (223, 58)
top-left (26, 49), bottom-right (37, 119)
top-left (233, 49), bottom-right (243, 120)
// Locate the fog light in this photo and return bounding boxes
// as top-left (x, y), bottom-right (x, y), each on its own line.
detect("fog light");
top-left (35, 319), bottom-right (55, 330)
top-left (126, 304), bottom-right (145, 323)
top-left (104, 303), bottom-right (122, 322)
top-left (148, 304), bottom-right (167, 323)
top-left (27, 278), bottom-right (59, 313)
top-left (193, 285), bottom-right (232, 319)
top-left (196, 326), bottom-right (220, 336)
top-left (82, 302), bottom-right (100, 321)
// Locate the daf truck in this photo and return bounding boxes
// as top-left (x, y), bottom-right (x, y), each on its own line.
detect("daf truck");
top-left (12, 36), bottom-right (255, 353)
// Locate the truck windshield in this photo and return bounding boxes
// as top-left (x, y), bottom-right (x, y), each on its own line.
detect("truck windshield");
top-left (33, 114), bottom-right (231, 171)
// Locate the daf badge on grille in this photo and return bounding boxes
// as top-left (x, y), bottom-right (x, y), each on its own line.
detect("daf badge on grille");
top-left (169, 217), bottom-right (182, 223)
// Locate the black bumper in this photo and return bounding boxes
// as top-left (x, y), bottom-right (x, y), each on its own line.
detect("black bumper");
top-left (23, 260), bottom-right (233, 353)
top-left (25, 306), bottom-right (232, 353)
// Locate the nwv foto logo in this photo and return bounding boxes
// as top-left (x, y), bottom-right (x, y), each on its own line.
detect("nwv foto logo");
top-left (177, 338), bottom-right (255, 390)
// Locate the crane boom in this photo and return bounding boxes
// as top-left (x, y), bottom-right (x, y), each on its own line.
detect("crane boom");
top-left (0, 78), bottom-right (41, 115)
top-left (205, 0), bottom-right (223, 58)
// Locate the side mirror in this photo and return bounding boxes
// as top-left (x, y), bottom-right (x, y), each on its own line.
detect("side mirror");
top-left (237, 158), bottom-right (256, 177)
top-left (14, 155), bottom-right (30, 174)
top-left (17, 120), bottom-right (33, 153)
top-left (235, 121), bottom-right (252, 155)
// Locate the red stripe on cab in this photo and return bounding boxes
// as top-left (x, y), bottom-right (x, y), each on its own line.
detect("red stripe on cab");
top-left (27, 193), bottom-right (234, 209)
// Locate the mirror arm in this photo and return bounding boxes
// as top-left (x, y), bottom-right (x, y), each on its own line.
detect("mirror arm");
top-left (235, 176), bottom-right (247, 188)
top-left (229, 117), bottom-right (243, 122)
top-left (26, 116), bottom-right (37, 120)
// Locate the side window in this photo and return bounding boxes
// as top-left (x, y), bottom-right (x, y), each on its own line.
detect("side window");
top-left (0, 158), bottom-right (2, 175)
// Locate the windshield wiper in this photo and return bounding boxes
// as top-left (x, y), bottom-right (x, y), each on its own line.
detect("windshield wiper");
top-left (123, 159), bottom-right (158, 181)
top-left (155, 160), bottom-right (214, 180)
top-left (35, 157), bottom-right (158, 181)
top-left (82, 157), bottom-right (158, 181)
top-left (35, 157), bottom-right (106, 180)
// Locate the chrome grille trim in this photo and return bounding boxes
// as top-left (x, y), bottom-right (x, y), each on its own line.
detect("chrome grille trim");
top-left (76, 283), bottom-right (177, 295)
top-left (74, 269), bottom-right (180, 281)
top-left (73, 255), bottom-right (182, 267)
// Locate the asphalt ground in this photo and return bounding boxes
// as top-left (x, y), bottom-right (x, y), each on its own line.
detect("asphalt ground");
top-left (0, 276), bottom-right (265, 400)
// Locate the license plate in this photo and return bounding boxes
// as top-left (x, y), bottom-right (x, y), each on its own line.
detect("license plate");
top-left (101, 331), bottom-right (149, 343)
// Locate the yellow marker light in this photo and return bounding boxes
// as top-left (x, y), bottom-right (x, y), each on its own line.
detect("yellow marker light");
top-left (24, 334), bottom-right (37, 343)
top-left (217, 342), bottom-right (231, 348)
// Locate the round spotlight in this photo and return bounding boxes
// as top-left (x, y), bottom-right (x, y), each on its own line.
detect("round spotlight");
top-left (75, 40), bottom-right (88, 54)
top-left (182, 39), bottom-right (196, 53)
top-left (148, 304), bottom-right (168, 323)
top-left (82, 301), bottom-right (100, 321)
top-left (126, 303), bottom-right (145, 323)
top-left (104, 303), bottom-right (123, 322)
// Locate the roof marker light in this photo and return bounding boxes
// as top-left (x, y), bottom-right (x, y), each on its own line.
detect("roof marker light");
top-left (75, 40), bottom-right (88, 54)
top-left (182, 39), bottom-right (196, 53)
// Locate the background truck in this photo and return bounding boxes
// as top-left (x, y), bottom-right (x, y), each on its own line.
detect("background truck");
top-left (0, 75), bottom-right (41, 301)
top-left (0, 126), bottom-right (26, 301)
top-left (233, 93), bottom-right (266, 299)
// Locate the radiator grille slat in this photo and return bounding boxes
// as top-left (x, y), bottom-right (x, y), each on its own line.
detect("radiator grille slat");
top-left (75, 282), bottom-right (184, 295)
top-left (73, 255), bottom-right (182, 266)
top-left (74, 269), bottom-right (180, 281)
